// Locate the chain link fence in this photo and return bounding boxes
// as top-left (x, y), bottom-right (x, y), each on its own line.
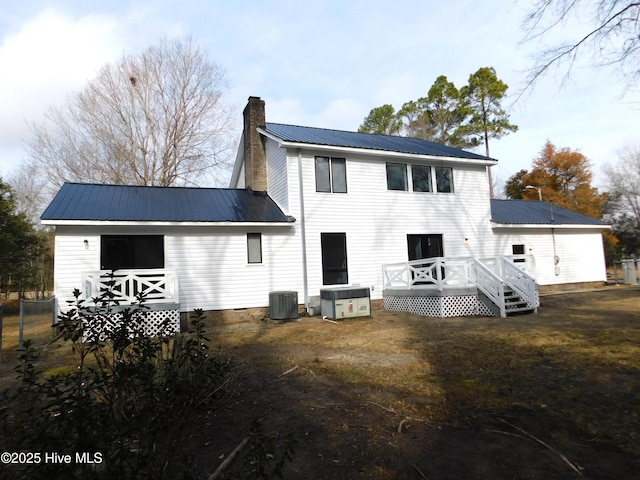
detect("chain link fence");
top-left (610, 260), bottom-right (640, 285)
top-left (0, 297), bottom-right (57, 363)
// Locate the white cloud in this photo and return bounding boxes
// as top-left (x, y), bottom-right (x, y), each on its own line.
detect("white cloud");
top-left (0, 9), bottom-right (123, 129)
top-left (0, 8), bottom-right (125, 174)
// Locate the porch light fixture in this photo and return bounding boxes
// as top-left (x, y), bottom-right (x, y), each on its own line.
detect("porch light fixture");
top-left (84, 239), bottom-right (89, 249)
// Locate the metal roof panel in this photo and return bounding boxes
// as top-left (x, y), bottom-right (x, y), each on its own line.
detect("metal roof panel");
top-left (264, 122), bottom-right (494, 161)
top-left (490, 199), bottom-right (608, 226)
top-left (41, 183), bottom-right (294, 223)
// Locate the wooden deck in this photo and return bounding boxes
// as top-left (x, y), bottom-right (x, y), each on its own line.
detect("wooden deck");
top-left (382, 256), bottom-right (538, 318)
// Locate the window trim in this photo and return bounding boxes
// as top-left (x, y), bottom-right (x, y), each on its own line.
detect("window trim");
top-left (321, 232), bottom-right (348, 285)
top-left (411, 164), bottom-right (433, 193)
top-left (315, 156), bottom-right (347, 193)
top-left (435, 166), bottom-right (454, 193)
top-left (386, 162), bottom-right (408, 191)
top-left (247, 233), bottom-right (263, 264)
top-left (386, 163), bottom-right (455, 194)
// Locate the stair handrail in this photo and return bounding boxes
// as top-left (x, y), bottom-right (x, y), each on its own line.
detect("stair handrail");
top-left (471, 259), bottom-right (506, 317)
top-left (500, 258), bottom-right (539, 312)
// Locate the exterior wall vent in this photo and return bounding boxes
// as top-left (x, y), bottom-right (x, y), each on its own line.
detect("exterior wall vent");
top-left (269, 291), bottom-right (298, 320)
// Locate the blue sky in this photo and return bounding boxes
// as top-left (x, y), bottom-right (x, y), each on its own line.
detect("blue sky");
top-left (1, 0), bottom-right (638, 189)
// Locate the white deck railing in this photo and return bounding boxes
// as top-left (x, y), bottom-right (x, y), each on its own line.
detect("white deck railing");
top-left (82, 269), bottom-right (179, 305)
top-left (382, 257), bottom-right (476, 290)
top-left (471, 258), bottom-right (506, 317)
top-left (382, 255), bottom-right (535, 290)
top-left (500, 258), bottom-right (538, 311)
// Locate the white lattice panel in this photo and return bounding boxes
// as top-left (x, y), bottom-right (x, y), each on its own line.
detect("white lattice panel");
top-left (83, 309), bottom-right (180, 341)
top-left (384, 294), bottom-right (496, 318)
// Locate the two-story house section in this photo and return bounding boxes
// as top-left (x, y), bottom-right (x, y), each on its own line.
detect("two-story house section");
top-left (42, 96), bottom-right (609, 321)
top-left (231, 97), bottom-right (515, 316)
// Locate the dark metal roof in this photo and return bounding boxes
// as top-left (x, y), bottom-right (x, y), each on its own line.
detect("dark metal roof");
top-left (490, 199), bottom-right (608, 226)
top-left (41, 183), bottom-right (294, 223)
top-left (264, 123), bottom-right (495, 161)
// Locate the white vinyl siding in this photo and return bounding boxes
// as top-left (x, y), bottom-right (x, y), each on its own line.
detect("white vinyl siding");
top-left (53, 224), bottom-right (301, 313)
top-left (292, 149), bottom-right (494, 300)
top-left (266, 138), bottom-right (288, 212)
top-left (491, 228), bottom-right (607, 285)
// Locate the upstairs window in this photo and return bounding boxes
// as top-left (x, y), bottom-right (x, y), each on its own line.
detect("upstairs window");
top-left (386, 163), bottom-right (408, 191)
top-left (435, 166), bottom-right (454, 193)
top-left (387, 163), bottom-right (454, 193)
top-left (315, 157), bottom-right (347, 193)
top-left (411, 164), bottom-right (433, 192)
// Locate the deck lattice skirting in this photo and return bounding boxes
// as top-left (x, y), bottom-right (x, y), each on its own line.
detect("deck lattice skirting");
top-left (383, 288), bottom-right (494, 318)
top-left (81, 304), bottom-right (181, 341)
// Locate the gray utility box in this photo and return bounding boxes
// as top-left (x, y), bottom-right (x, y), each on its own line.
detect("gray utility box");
top-left (320, 286), bottom-right (371, 320)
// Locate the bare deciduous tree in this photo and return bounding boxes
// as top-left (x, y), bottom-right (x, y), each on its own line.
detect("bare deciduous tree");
top-left (521, 1), bottom-right (640, 96)
top-left (25, 37), bottom-right (236, 191)
top-left (8, 162), bottom-right (49, 225)
top-left (605, 145), bottom-right (640, 221)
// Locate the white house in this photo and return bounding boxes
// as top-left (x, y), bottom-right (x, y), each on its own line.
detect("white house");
top-left (41, 96), bottom-right (610, 322)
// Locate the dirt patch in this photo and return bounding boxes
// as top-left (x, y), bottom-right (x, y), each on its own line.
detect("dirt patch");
top-left (198, 287), bottom-right (640, 479)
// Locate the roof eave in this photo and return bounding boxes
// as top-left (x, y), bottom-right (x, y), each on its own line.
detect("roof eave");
top-left (490, 221), bottom-right (610, 229)
top-left (40, 219), bottom-right (296, 227)
top-left (259, 128), bottom-right (498, 166)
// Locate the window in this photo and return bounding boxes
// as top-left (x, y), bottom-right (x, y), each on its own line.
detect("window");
top-left (101, 235), bottom-right (164, 270)
top-left (512, 244), bottom-right (526, 263)
top-left (315, 156), bottom-right (347, 193)
top-left (407, 234), bottom-right (444, 261)
top-left (321, 233), bottom-right (348, 285)
top-left (247, 233), bottom-right (262, 264)
top-left (387, 163), bottom-right (453, 193)
top-left (435, 167), bottom-right (454, 193)
top-left (411, 164), bottom-right (432, 192)
top-left (386, 163), bottom-right (408, 190)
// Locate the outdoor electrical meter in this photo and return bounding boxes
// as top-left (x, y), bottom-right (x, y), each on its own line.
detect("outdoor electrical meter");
top-left (320, 286), bottom-right (371, 320)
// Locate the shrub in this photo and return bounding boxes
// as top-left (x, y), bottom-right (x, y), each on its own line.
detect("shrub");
top-left (0, 283), bottom-right (234, 479)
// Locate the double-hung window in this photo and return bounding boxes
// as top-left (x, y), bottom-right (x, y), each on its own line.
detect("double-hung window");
top-left (315, 157), bottom-right (347, 193)
top-left (386, 163), bottom-right (408, 191)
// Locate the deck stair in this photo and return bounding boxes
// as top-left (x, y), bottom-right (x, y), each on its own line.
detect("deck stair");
top-left (472, 257), bottom-right (538, 317)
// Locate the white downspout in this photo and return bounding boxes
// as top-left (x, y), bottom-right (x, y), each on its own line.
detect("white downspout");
top-left (297, 149), bottom-right (310, 310)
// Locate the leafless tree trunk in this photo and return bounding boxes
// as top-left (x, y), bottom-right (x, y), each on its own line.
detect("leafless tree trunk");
top-left (25, 37), bottom-right (236, 191)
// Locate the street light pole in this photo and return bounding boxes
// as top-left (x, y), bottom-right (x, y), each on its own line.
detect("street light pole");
top-left (526, 185), bottom-right (542, 201)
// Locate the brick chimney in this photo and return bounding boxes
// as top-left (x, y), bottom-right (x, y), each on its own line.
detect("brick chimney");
top-left (243, 96), bottom-right (267, 192)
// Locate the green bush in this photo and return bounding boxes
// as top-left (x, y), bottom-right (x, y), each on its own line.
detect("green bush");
top-left (0, 282), bottom-right (235, 479)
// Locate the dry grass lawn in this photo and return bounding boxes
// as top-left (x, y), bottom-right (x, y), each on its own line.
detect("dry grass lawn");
top-left (1, 287), bottom-right (639, 479)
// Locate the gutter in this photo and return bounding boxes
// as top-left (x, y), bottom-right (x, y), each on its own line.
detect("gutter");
top-left (39, 220), bottom-right (296, 227)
